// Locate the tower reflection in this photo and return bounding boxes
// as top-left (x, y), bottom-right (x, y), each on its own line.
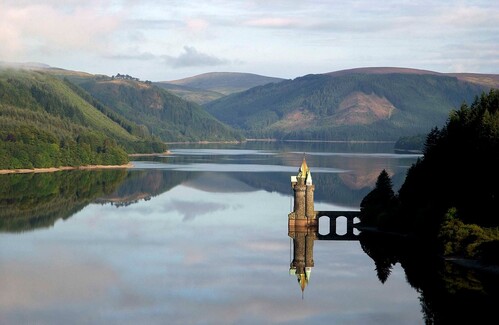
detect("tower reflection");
top-left (289, 221), bottom-right (317, 295)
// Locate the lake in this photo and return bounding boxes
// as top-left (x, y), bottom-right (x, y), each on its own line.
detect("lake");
top-left (1, 141), bottom-right (496, 324)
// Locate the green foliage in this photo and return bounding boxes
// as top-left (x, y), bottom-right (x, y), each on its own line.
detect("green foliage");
top-left (394, 134), bottom-right (425, 152)
top-left (398, 89), bottom-right (499, 230)
top-left (0, 69), bottom-right (167, 169)
top-left (439, 208), bottom-right (499, 259)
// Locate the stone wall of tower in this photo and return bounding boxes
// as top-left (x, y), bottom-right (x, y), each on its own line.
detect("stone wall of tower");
top-left (305, 184), bottom-right (315, 221)
top-left (293, 180), bottom-right (306, 219)
top-left (291, 231), bottom-right (306, 273)
top-left (305, 230), bottom-right (316, 268)
top-left (289, 158), bottom-right (316, 227)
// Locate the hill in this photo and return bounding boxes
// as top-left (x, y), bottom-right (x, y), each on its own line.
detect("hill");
top-left (0, 68), bottom-right (167, 169)
top-left (204, 68), bottom-right (493, 140)
top-left (328, 67), bottom-right (499, 88)
top-left (157, 72), bottom-right (285, 104)
top-left (77, 76), bottom-right (243, 142)
top-left (154, 82), bottom-right (224, 105)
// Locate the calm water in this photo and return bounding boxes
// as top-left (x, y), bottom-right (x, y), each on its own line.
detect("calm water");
top-left (0, 142), bottom-right (495, 324)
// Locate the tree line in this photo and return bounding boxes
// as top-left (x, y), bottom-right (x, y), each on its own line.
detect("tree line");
top-left (360, 89), bottom-right (499, 263)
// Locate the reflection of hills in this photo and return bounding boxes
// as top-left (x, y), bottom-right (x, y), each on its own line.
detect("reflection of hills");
top-left (95, 151), bottom-right (409, 208)
top-left (0, 170), bottom-right (127, 232)
top-left (96, 170), bottom-right (196, 206)
top-left (232, 172), bottom-right (373, 207)
top-left (336, 156), bottom-right (392, 189)
top-left (95, 169), bottom-right (375, 207)
top-left (182, 173), bottom-right (257, 193)
top-left (96, 167), bottom-right (407, 208)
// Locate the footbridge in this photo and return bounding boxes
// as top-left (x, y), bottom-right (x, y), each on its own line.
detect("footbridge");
top-left (316, 211), bottom-right (361, 241)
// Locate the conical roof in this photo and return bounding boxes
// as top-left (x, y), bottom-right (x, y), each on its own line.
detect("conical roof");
top-left (300, 157), bottom-right (308, 174)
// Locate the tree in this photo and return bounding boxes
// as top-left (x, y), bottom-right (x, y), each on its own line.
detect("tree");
top-left (360, 169), bottom-right (397, 227)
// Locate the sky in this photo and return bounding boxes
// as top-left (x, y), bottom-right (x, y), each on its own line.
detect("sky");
top-left (1, 0), bottom-right (498, 81)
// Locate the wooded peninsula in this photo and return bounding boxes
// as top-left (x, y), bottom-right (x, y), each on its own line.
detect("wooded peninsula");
top-left (360, 89), bottom-right (499, 266)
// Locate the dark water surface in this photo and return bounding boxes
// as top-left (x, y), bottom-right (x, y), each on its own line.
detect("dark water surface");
top-left (1, 141), bottom-right (494, 324)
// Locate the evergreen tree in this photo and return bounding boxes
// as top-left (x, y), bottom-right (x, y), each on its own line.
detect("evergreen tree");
top-left (360, 169), bottom-right (397, 227)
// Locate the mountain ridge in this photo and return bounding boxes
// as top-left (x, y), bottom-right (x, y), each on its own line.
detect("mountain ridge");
top-left (156, 72), bottom-right (285, 104)
top-left (203, 69), bottom-right (495, 140)
top-left (162, 71), bottom-right (285, 94)
top-left (326, 67), bottom-right (499, 88)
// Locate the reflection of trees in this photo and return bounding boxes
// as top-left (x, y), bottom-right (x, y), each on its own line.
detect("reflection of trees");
top-left (359, 231), bottom-right (499, 324)
top-left (0, 170), bottom-right (127, 232)
top-left (359, 231), bottom-right (399, 283)
top-left (96, 170), bottom-right (195, 207)
top-left (0, 169), bottom-right (200, 232)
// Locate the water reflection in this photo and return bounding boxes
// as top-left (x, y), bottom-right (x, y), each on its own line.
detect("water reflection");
top-left (0, 145), bottom-right (419, 231)
top-left (359, 232), bottom-right (499, 324)
top-left (1, 143), bottom-right (435, 324)
top-left (289, 226), bottom-right (316, 296)
top-left (0, 170), bottom-right (127, 232)
top-left (286, 214), bottom-right (499, 323)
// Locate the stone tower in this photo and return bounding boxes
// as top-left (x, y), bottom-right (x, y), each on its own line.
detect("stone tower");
top-left (288, 156), bottom-right (317, 227)
top-left (288, 156), bottom-right (318, 295)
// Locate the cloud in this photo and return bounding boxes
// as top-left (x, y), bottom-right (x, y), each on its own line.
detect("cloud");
top-left (185, 18), bottom-right (210, 32)
top-left (243, 17), bottom-right (300, 28)
top-left (169, 199), bottom-right (229, 221)
top-left (0, 254), bottom-right (118, 309)
top-left (105, 52), bottom-right (157, 61)
top-left (440, 5), bottom-right (499, 28)
top-left (0, 2), bottom-right (123, 60)
top-left (163, 46), bottom-right (230, 68)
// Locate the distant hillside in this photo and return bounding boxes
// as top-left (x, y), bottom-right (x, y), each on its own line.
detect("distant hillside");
top-left (78, 77), bottom-right (243, 142)
top-left (0, 69), bottom-right (166, 169)
top-left (154, 82), bottom-right (224, 105)
top-left (328, 67), bottom-right (499, 88)
top-left (204, 68), bottom-right (493, 140)
top-left (158, 72), bottom-right (285, 102)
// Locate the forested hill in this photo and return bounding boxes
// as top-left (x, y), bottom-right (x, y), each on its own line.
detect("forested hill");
top-left (77, 77), bottom-right (243, 142)
top-left (156, 72), bottom-right (285, 105)
top-left (204, 69), bottom-right (492, 140)
top-left (0, 69), bottom-right (166, 169)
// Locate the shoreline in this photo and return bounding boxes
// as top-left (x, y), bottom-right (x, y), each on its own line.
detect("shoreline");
top-left (0, 150), bottom-right (173, 174)
top-left (0, 139), bottom-right (395, 174)
top-left (128, 150), bottom-right (171, 157)
top-left (0, 163), bottom-right (134, 175)
top-left (165, 139), bottom-right (396, 144)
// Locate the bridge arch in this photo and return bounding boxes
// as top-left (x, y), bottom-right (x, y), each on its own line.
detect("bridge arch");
top-left (316, 211), bottom-right (361, 241)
